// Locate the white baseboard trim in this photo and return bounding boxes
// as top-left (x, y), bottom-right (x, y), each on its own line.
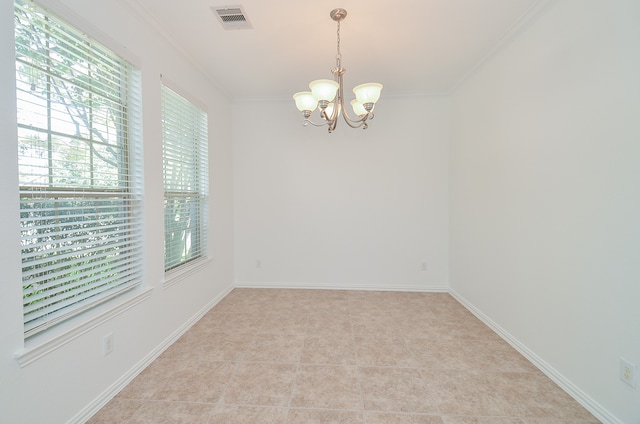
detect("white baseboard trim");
top-left (70, 283), bottom-right (621, 424)
top-left (448, 288), bottom-right (623, 424)
top-left (234, 281), bottom-right (449, 293)
top-left (70, 283), bottom-right (235, 424)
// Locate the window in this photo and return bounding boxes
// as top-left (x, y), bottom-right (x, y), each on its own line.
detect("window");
top-left (15, 0), bottom-right (143, 338)
top-left (161, 84), bottom-right (208, 272)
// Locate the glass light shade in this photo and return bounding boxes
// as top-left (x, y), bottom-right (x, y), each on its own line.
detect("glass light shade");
top-left (350, 99), bottom-right (368, 116)
top-left (324, 102), bottom-right (335, 117)
top-left (309, 79), bottom-right (340, 102)
top-left (353, 83), bottom-right (383, 104)
top-left (293, 91), bottom-right (318, 112)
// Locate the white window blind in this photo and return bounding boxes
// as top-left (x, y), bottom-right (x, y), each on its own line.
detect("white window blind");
top-left (15, 0), bottom-right (144, 337)
top-left (161, 85), bottom-right (208, 271)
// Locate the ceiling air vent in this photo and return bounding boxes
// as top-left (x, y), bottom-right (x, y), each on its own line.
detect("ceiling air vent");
top-left (213, 6), bottom-right (252, 30)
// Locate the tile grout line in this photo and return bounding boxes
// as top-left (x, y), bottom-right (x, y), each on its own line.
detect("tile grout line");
top-left (89, 289), bottom-right (602, 424)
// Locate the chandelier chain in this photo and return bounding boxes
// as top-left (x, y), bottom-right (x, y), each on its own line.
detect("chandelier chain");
top-left (336, 20), bottom-right (342, 61)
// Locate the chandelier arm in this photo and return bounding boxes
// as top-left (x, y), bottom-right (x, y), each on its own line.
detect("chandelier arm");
top-left (328, 118), bottom-right (338, 133)
top-left (335, 72), bottom-right (371, 127)
top-left (341, 114), bottom-right (368, 128)
top-left (321, 102), bottom-right (340, 123)
top-left (317, 102), bottom-right (340, 133)
top-left (302, 118), bottom-right (331, 127)
top-left (340, 105), bottom-right (370, 126)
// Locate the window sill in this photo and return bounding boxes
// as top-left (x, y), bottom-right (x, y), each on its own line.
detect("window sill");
top-left (163, 256), bottom-right (214, 289)
top-left (14, 287), bottom-right (153, 367)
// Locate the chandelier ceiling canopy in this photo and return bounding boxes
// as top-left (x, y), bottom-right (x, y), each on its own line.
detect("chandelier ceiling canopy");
top-left (293, 8), bottom-right (383, 133)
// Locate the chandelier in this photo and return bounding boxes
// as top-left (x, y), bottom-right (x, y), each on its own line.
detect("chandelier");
top-left (293, 8), bottom-right (383, 133)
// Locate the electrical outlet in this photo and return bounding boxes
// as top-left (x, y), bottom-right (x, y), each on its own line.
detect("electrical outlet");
top-left (256, 259), bottom-right (262, 269)
top-left (421, 262), bottom-right (428, 271)
top-left (102, 333), bottom-right (114, 357)
top-left (620, 358), bottom-right (637, 388)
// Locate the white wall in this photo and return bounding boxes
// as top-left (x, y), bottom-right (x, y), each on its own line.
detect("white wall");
top-left (233, 95), bottom-right (450, 290)
top-left (450, 0), bottom-right (640, 422)
top-left (0, 1), bottom-right (234, 422)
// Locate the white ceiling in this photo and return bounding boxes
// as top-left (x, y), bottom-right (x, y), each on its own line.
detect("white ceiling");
top-left (123, 0), bottom-right (544, 99)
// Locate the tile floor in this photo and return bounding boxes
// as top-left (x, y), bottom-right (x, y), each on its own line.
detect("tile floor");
top-left (88, 289), bottom-right (601, 423)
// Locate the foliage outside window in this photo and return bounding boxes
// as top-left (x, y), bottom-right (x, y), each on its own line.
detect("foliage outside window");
top-left (161, 85), bottom-right (208, 272)
top-left (15, 0), bottom-right (143, 337)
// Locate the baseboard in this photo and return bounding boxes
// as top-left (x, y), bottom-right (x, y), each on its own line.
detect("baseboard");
top-left (234, 281), bottom-right (449, 293)
top-left (71, 283), bottom-right (622, 424)
top-left (70, 283), bottom-right (235, 424)
top-left (448, 288), bottom-right (623, 424)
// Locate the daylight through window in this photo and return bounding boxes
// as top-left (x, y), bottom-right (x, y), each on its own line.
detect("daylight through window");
top-left (15, 0), bottom-right (144, 337)
top-left (161, 85), bottom-right (208, 272)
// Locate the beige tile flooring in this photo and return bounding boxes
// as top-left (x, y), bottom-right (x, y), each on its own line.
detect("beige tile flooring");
top-left (89, 289), bottom-right (600, 423)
